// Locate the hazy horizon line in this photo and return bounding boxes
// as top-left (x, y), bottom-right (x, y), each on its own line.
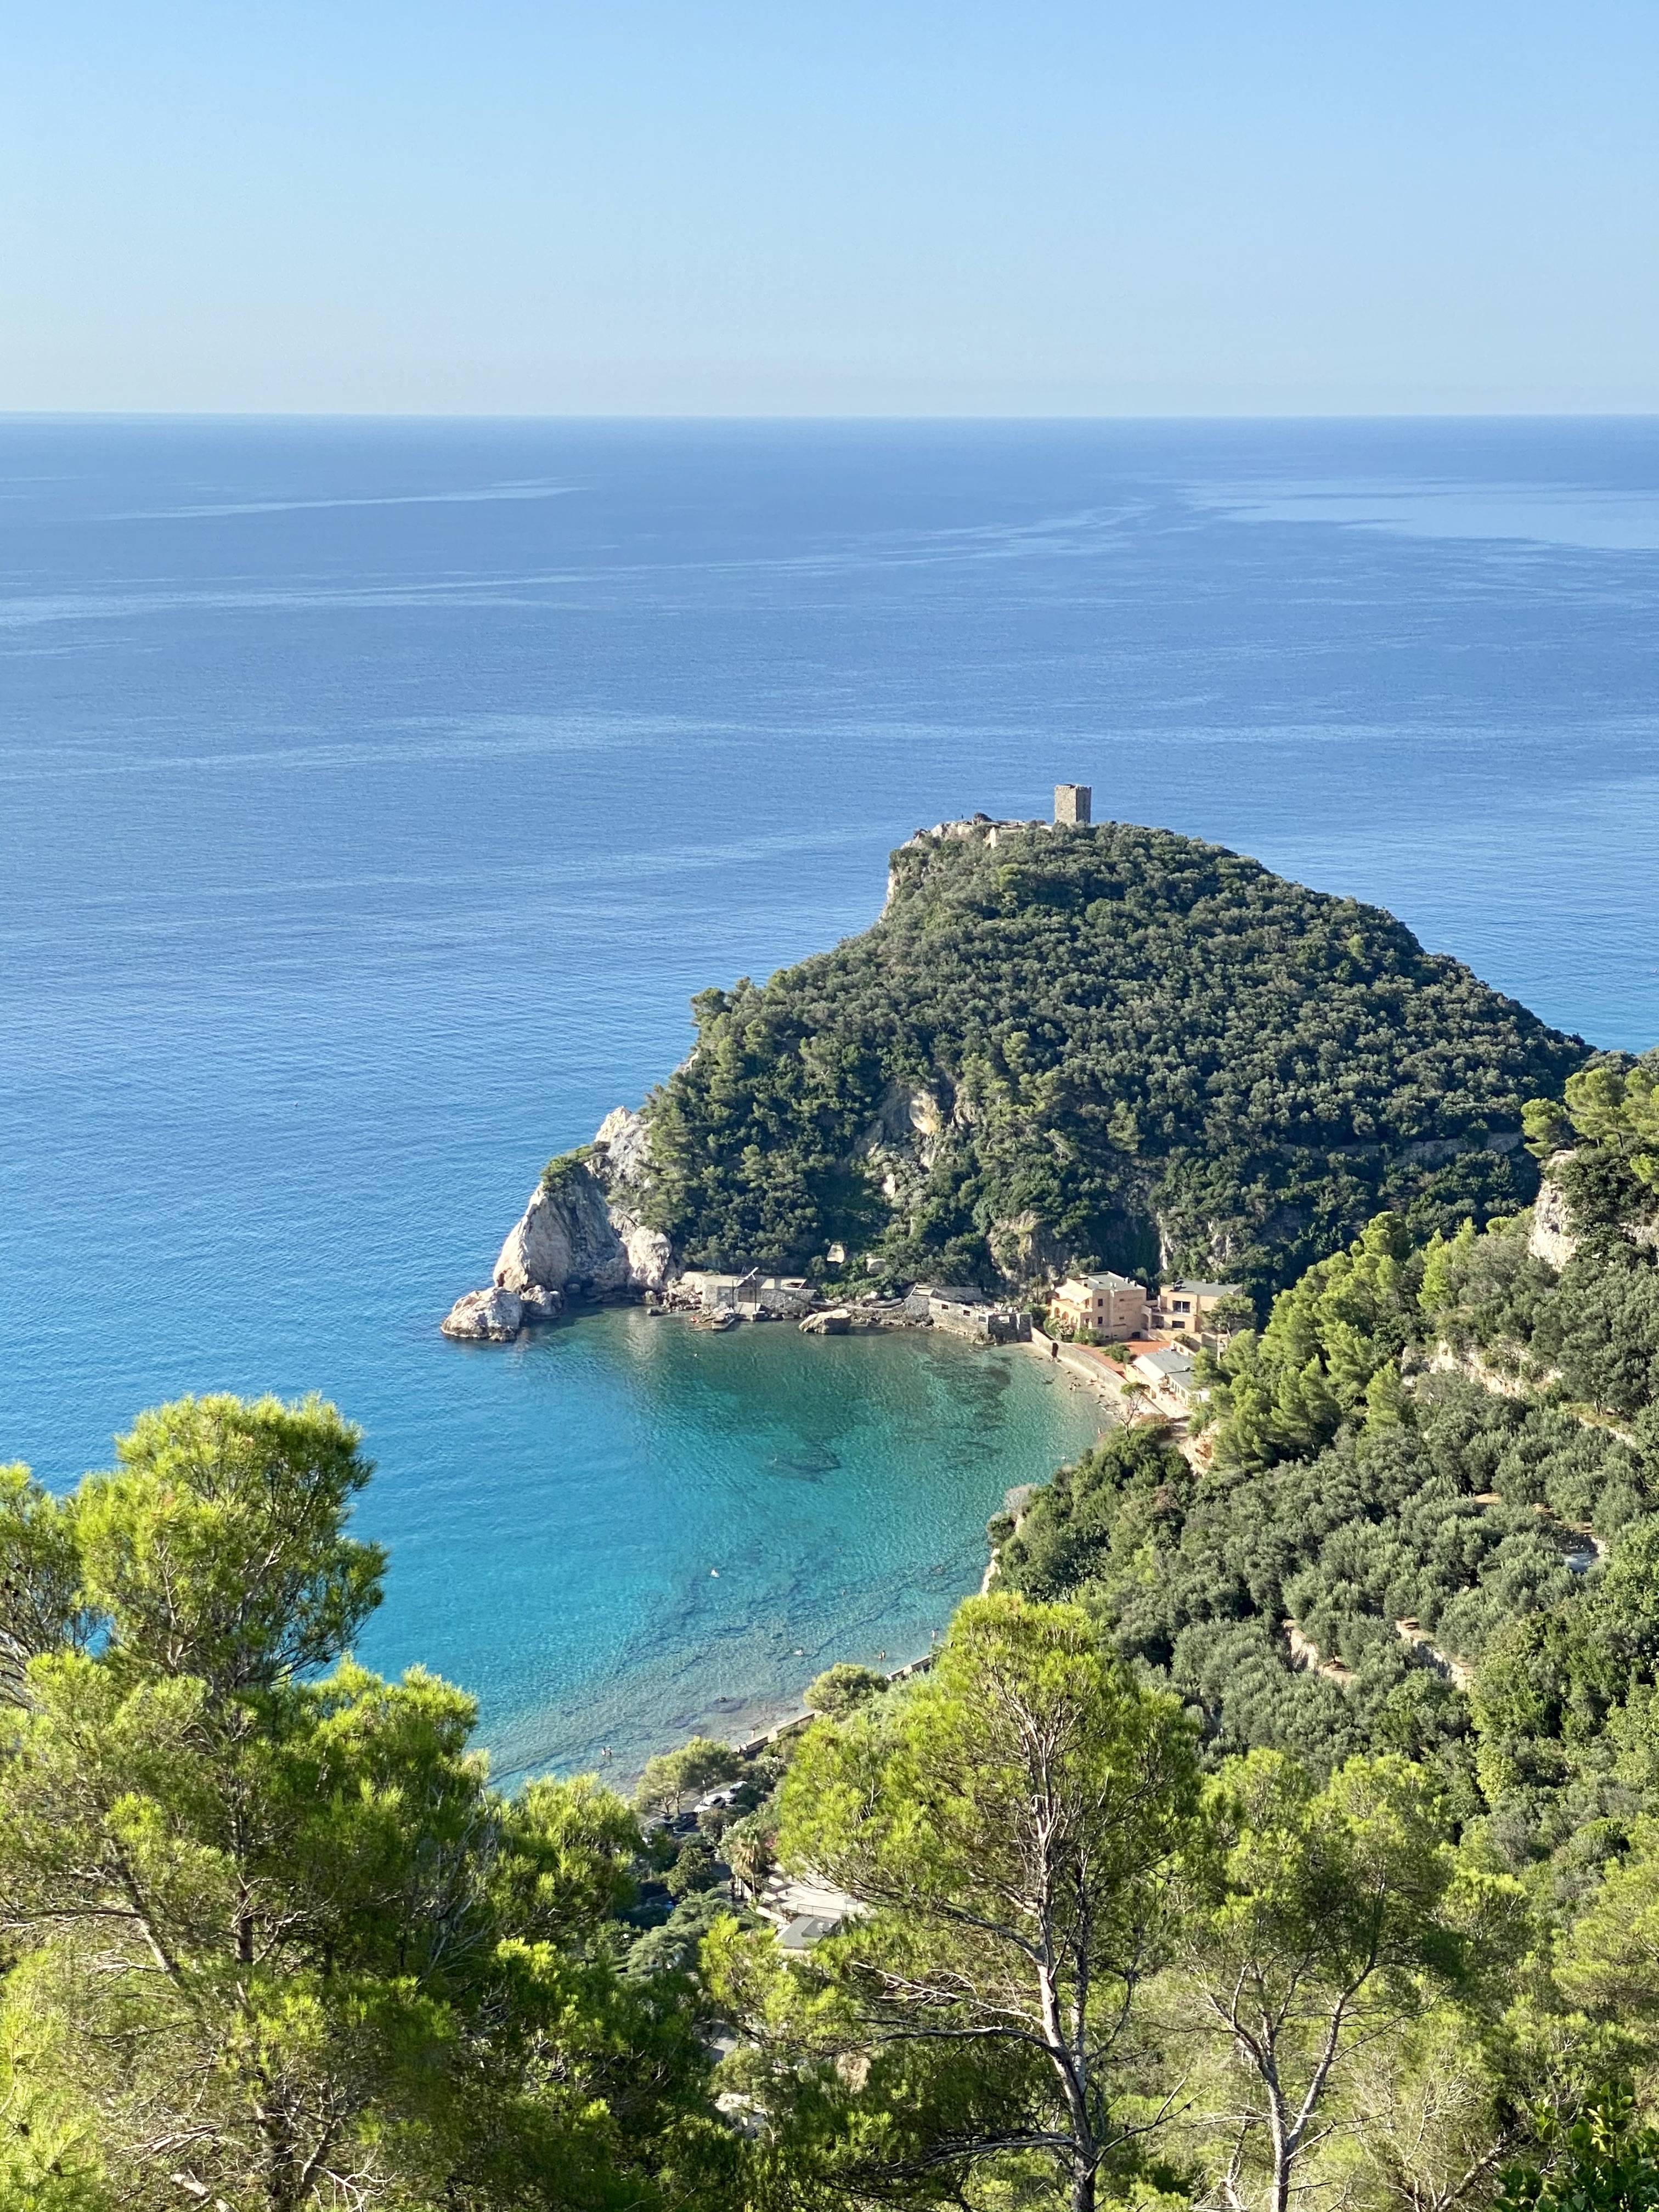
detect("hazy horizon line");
top-left (5, 407), bottom-right (1659, 427)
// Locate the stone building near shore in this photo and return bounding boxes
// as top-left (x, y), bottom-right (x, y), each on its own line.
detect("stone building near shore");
top-left (902, 1283), bottom-right (1031, 1343)
top-left (1045, 1269), bottom-right (1246, 1348)
top-left (1047, 1269), bottom-right (1149, 1340)
top-left (679, 1269), bottom-right (816, 1319)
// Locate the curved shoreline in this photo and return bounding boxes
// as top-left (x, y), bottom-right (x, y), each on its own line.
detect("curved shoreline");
top-left (415, 1311), bottom-right (1110, 1787)
top-left (594, 1323), bottom-right (1128, 1784)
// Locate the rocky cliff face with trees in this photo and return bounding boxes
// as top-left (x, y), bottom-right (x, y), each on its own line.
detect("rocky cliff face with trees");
top-left (447, 821), bottom-right (1592, 1330)
top-left (633, 820), bottom-right (1585, 1299)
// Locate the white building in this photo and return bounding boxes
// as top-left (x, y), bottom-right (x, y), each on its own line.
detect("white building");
top-left (1132, 1342), bottom-right (1203, 1413)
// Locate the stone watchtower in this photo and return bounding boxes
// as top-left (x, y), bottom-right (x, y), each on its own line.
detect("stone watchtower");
top-left (1053, 782), bottom-right (1092, 826)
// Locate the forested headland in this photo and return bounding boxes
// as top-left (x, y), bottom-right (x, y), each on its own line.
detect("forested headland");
top-left (639, 820), bottom-right (1584, 1296)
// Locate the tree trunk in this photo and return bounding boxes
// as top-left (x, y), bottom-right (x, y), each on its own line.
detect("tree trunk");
top-left (1265, 2070), bottom-right (1292, 2212)
top-left (1037, 1955), bottom-right (1098, 2212)
top-left (1267, 2124), bottom-right (1291, 2212)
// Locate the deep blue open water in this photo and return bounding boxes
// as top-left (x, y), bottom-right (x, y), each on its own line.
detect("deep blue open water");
top-left (3, 418), bottom-right (1657, 1773)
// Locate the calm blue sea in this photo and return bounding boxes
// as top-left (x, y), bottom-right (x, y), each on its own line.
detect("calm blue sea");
top-left (3, 418), bottom-right (1657, 1773)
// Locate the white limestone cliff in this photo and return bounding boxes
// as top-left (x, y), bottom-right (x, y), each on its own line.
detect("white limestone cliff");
top-left (589, 1105), bottom-right (673, 1293)
top-left (441, 1107), bottom-right (671, 1339)
top-left (1528, 1150), bottom-right (1578, 1271)
top-left (987, 1209), bottom-right (1074, 1285)
top-left (493, 1164), bottom-right (631, 1299)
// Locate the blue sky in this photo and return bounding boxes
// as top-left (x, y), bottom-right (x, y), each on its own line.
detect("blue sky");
top-left (3, 1), bottom-right (1655, 414)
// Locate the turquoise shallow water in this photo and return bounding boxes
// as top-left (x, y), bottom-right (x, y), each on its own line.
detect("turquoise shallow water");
top-left (2, 417), bottom-right (1656, 1775)
top-left (413, 1314), bottom-right (1104, 1777)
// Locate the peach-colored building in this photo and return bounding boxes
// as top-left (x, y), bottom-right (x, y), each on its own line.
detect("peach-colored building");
top-left (1047, 1269), bottom-right (1149, 1340)
top-left (1151, 1279), bottom-right (1243, 1336)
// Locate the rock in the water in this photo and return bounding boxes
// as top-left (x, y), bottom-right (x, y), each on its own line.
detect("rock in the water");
top-left (442, 1286), bottom-right (525, 1341)
top-left (1528, 1152), bottom-right (1578, 1271)
top-left (449, 1105), bottom-right (675, 1340)
top-left (800, 1306), bottom-right (852, 1335)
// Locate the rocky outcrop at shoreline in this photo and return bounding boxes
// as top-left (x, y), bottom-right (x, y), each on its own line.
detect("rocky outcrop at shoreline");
top-left (441, 1106), bottom-right (672, 1340)
top-left (439, 1284), bottom-right (562, 1341)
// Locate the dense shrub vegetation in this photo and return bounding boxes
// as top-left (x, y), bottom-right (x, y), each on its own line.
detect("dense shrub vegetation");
top-left (641, 822), bottom-right (1583, 1293)
top-left (999, 1057), bottom-right (1659, 1898)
